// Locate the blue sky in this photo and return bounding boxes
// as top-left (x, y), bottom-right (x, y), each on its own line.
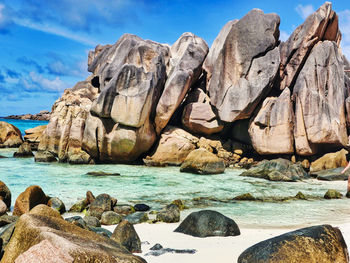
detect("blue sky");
top-left (0, 0), bottom-right (349, 116)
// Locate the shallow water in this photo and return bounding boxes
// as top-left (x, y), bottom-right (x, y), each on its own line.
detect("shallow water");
top-left (0, 118), bottom-right (49, 135)
top-left (1, 119), bottom-right (350, 228)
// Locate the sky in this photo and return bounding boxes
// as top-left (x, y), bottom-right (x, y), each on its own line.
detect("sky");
top-left (0, 0), bottom-right (350, 116)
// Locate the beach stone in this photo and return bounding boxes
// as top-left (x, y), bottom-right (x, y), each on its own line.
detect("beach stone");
top-left (134, 204), bottom-right (150, 212)
top-left (0, 200), bottom-right (7, 216)
top-left (171, 199), bottom-right (186, 210)
top-left (313, 168), bottom-right (349, 181)
top-left (89, 194), bottom-right (116, 219)
top-left (68, 199), bottom-right (88, 212)
top-left (234, 193), bottom-right (256, 201)
top-left (0, 222), bottom-right (15, 252)
top-left (310, 149), bottom-right (348, 172)
top-left (295, 192), bottom-right (307, 200)
top-left (145, 247), bottom-right (196, 256)
top-left (238, 225), bottom-right (348, 263)
top-left (174, 210), bottom-right (240, 237)
top-left (1, 204), bottom-right (146, 263)
top-left (156, 204), bottom-right (180, 223)
top-left (13, 142), bottom-right (34, 158)
top-left (0, 121), bottom-right (23, 148)
top-left (114, 205), bottom-right (135, 216)
top-left (302, 159), bottom-right (310, 170)
top-left (111, 220), bottom-right (141, 253)
top-left (101, 211), bottom-right (123, 225)
top-left (240, 159), bottom-right (309, 182)
top-left (88, 226), bottom-right (113, 238)
top-left (324, 189), bottom-right (343, 199)
top-left (86, 190), bottom-right (95, 204)
top-left (24, 125), bottom-right (47, 150)
top-left (0, 181), bottom-right (11, 209)
top-left (47, 197), bottom-right (66, 214)
top-left (83, 216), bottom-right (101, 227)
top-left (180, 148), bottom-right (225, 175)
top-left (144, 126), bottom-right (198, 166)
top-left (65, 216), bottom-right (88, 229)
top-left (34, 151), bottom-right (57, 163)
top-left (13, 185), bottom-right (49, 216)
top-left (0, 214), bottom-right (17, 227)
top-left (150, 243), bottom-right (163, 250)
top-left (86, 171), bottom-right (121, 177)
top-left (125, 212), bottom-right (149, 224)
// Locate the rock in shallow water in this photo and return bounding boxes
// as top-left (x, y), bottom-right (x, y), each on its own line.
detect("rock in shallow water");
top-left (34, 151), bottom-right (57, 163)
top-left (174, 210), bottom-right (240, 237)
top-left (324, 189), bottom-right (343, 199)
top-left (0, 121), bottom-right (23, 148)
top-left (312, 167), bottom-right (349, 181)
top-left (238, 225), bottom-right (348, 263)
top-left (13, 142), bottom-right (34, 158)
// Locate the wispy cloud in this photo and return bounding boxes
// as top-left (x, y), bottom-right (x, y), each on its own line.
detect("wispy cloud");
top-left (17, 56), bottom-right (45, 73)
top-left (0, 3), bottom-right (12, 34)
top-left (280, 30), bottom-right (290, 42)
top-left (295, 4), bottom-right (315, 20)
top-left (339, 10), bottom-right (350, 59)
top-left (26, 72), bottom-right (69, 93)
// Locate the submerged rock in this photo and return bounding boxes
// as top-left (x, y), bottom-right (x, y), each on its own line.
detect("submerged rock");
top-left (180, 148), bottom-right (225, 174)
top-left (34, 151), bottom-right (57, 163)
top-left (238, 225), bottom-right (348, 263)
top-left (13, 142), bottom-right (34, 158)
top-left (0, 121), bottom-right (23, 148)
top-left (174, 210), bottom-right (240, 237)
top-left (86, 171), bottom-right (121, 177)
top-left (324, 189), bottom-right (343, 199)
top-left (240, 159), bottom-right (309, 182)
top-left (233, 193), bottom-right (256, 201)
top-left (111, 220), bottom-right (142, 253)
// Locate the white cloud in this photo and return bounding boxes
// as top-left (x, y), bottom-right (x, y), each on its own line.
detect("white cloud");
top-left (339, 10), bottom-right (350, 59)
top-left (280, 30), bottom-right (290, 42)
top-left (27, 72), bottom-right (69, 92)
top-left (295, 4), bottom-right (315, 20)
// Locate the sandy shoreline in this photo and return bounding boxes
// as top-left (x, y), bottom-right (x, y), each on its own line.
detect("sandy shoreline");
top-left (103, 221), bottom-right (350, 263)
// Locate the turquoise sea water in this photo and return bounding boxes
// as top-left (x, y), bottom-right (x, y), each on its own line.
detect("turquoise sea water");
top-left (1, 120), bottom-right (350, 228)
top-left (0, 118), bottom-right (49, 135)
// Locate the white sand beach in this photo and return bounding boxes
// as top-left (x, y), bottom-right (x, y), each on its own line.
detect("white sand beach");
top-left (104, 222), bottom-right (350, 263)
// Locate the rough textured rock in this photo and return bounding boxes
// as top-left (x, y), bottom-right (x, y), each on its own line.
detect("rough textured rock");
top-left (4, 111), bottom-right (50, 121)
top-left (0, 199), bottom-right (6, 216)
top-left (279, 2), bottom-right (341, 91)
top-left (182, 102), bottom-right (223, 135)
top-left (324, 189), bottom-right (343, 199)
top-left (204, 9), bottom-right (280, 122)
top-left (134, 204), bottom-right (150, 212)
top-left (38, 79), bottom-right (98, 164)
top-left (83, 216), bottom-right (101, 227)
top-left (101, 211), bottom-right (123, 225)
top-left (111, 220), bottom-right (142, 253)
top-left (310, 149), bottom-right (348, 172)
top-left (13, 142), bottom-right (34, 158)
top-left (144, 126), bottom-right (198, 166)
top-left (47, 197), bottom-right (66, 214)
top-left (0, 214), bottom-right (17, 227)
top-left (313, 168), bottom-right (349, 181)
top-left (238, 225), bottom-right (348, 263)
top-left (174, 210), bottom-right (240, 237)
top-left (68, 199), bottom-right (88, 213)
top-left (0, 222), bottom-right (15, 253)
top-left (114, 205), bottom-right (135, 216)
top-left (83, 34), bottom-right (169, 163)
top-left (294, 41), bottom-right (347, 155)
top-left (0, 181), bottom-right (11, 209)
top-left (0, 121), bottom-right (23, 148)
top-left (180, 148), bottom-right (225, 174)
top-left (23, 125), bottom-right (47, 150)
top-left (1, 205), bottom-right (146, 263)
top-left (89, 194), bottom-right (116, 219)
top-left (34, 151), bottom-right (57, 163)
top-left (249, 88), bottom-right (294, 154)
top-left (240, 159), bottom-right (309, 182)
top-left (155, 32), bottom-right (209, 134)
top-left (13, 185), bottom-right (49, 216)
top-left (125, 212), bottom-right (149, 224)
top-left (156, 204), bottom-right (180, 223)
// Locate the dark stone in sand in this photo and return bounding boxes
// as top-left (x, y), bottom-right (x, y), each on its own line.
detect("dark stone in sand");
top-left (312, 168), bottom-right (349, 181)
top-left (86, 171), bottom-right (121, 177)
top-left (238, 225), bottom-right (348, 263)
top-left (47, 197), bottom-right (66, 214)
top-left (134, 204), bottom-right (150, 212)
top-left (84, 215), bottom-right (101, 227)
top-left (89, 193), bottom-right (117, 219)
top-left (150, 243), bottom-right (163, 250)
top-left (88, 226), bottom-right (113, 238)
top-left (125, 212), bottom-right (149, 224)
top-left (111, 220), bottom-right (142, 253)
top-left (145, 247), bottom-right (196, 256)
top-left (174, 210), bottom-right (240, 237)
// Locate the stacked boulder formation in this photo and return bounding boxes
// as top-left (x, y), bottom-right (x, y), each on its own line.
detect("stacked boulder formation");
top-left (37, 2), bottom-right (350, 165)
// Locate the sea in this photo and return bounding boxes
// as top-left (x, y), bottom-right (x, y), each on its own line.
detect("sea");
top-left (1, 118), bottom-right (350, 228)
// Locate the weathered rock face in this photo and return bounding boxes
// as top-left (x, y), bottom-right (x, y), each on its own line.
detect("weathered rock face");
top-left (0, 122), bottom-right (23, 148)
top-left (294, 41), bottom-right (347, 155)
top-left (279, 2), bottom-right (341, 91)
top-left (205, 9), bottom-right (280, 122)
top-left (174, 210), bottom-right (240, 237)
top-left (310, 149), bottom-right (348, 172)
top-left (143, 126), bottom-right (198, 166)
top-left (249, 88), bottom-right (294, 154)
top-left (23, 125), bottom-right (47, 150)
top-left (155, 32), bottom-right (208, 134)
top-left (180, 148), bottom-right (225, 174)
top-left (83, 34), bottom-right (169, 163)
top-left (13, 185), bottom-right (49, 216)
top-left (38, 79), bottom-right (99, 164)
top-left (1, 205), bottom-right (146, 263)
top-left (238, 225), bottom-right (348, 263)
top-left (111, 220), bottom-right (141, 253)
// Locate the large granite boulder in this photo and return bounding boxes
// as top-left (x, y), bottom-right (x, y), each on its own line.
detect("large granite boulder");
top-left (38, 79), bottom-right (99, 164)
top-left (174, 210), bottom-right (240, 237)
top-left (155, 32), bottom-right (208, 134)
top-left (0, 122), bottom-right (23, 148)
top-left (83, 34), bottom-right (169, 163)
top-left (1, 205), bottom-right (146, 263)
top-left (0, 181), bottom-right (11, 209)
top-left (240, 159), bottom-right (309, 182)
top-left (23, 125), bottom-right (47, 150)
top-left (13, 185), bottom-right (49, 216)
top-left (249, 88), bottom-right (294, 154)
top-left (204, 9), bottom-right (280, 122)
top-left (180, 148), bottom-right (225, 174)
top-left (13, 142), bottom-right (34, 158)
top-left (143, 126), bottom-right (198, 166)
top-left (293, 41), bottom-right (348, 155)
top-left (279, 2), bottom-right (341, 91)
top-left (111, 220), bottom-right (142, 253)
top-left (238, 225), bottom-right (348, 263)
top-left (310, 149), bottom-right (348, 172)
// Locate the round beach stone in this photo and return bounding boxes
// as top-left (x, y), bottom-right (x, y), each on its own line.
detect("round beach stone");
top-left (156, 204), bottom-right (180, 223)
top-left (125, 212), bottom-right (149, 224)
top-left (114, 205), bottom-right (135, 215)
top-left (84, 216), bottom-right (101, 227)
top-left (111, 220), bottom-right (141, 253)
top-left (68, 199), bottom-right (88, 213)
top-left (47, 197), bottom-right (66, 214)
top-left (101, 211), bottom-right (123, 225)
top-left (324, 189), bottom-right (342, 199)
top-left (134, 204), bottom-right (150, 212)
top-left (89, 194), bottom-right (116, 219)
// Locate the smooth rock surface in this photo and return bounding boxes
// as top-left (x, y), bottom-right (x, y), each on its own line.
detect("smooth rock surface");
top-left (101, 211), bottom-right (123, 225)
top-left (23, 125), bottom-right (47, 150)
top-left (13, 185), bottom-right (48, 216)
top-left (111, 220), bottom-right (142, 253)
top-left (0, 121), bottom-right (23, 148)
top-left (310, 149), bottom-right (348, 172)
top-left (47, 197), bottom-right (66, 214)
top-left (89, 194), bottom-right (116, 219)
